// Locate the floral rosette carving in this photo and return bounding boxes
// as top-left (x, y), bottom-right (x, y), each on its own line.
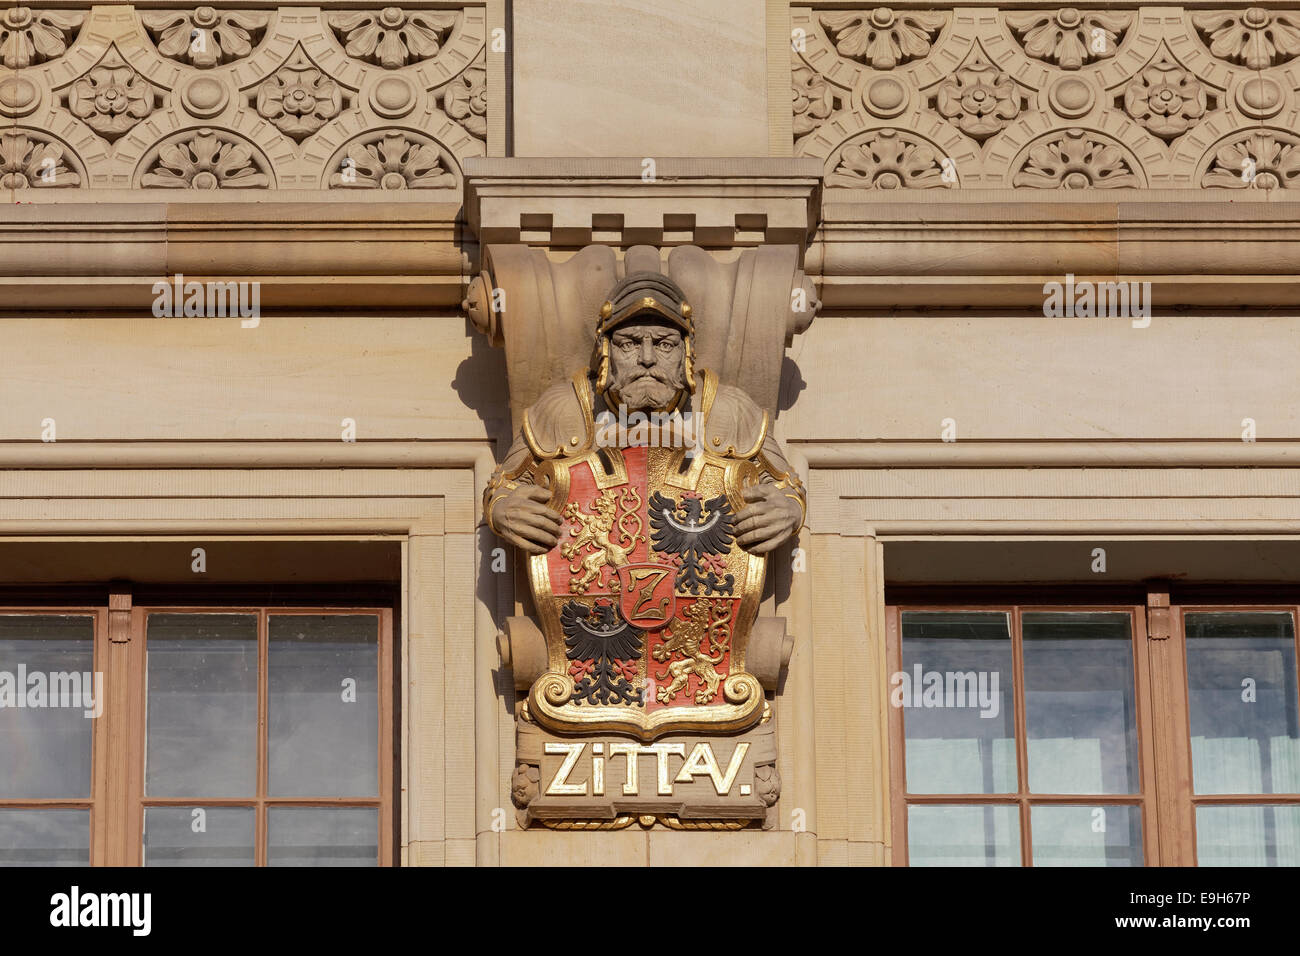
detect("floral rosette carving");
top-left (826, 129), bottom-right (952, 189)
top-left (0, 6), bottom-right (84, 69)
top-left (442, 64), bottom-right (486, 138)
top-left (0, 131), bottom-right (81, 188)
top-left (257, 49), bottom-right (342, 141)
top-left (329, 7), bottom-right (457, 68)
top-left (142, 6), bottom-right (269, 68)
top-left (1006, 7), bottom-right (1130, 69)
top-left (329, 132), bottom-right (457, 189)
top-left (792, 65), bottom-right (835, 136)
top-left (935, 55), bottom-right (1020, 139)
top-left (1194, 7), bottom-right (1300, 70)
top-left (68, 49), bottom-right (155, 140)
top-left (141, 129), bottom-right (270, 189)
top-left (1202, 133), bottom-right (1300, 189)
top-left (819, 7), bottom-right (945, 69)
top-left (1014, 130), bottom-right (1138, 188)
top-left (1123, 54), bottom-right (1206, 140)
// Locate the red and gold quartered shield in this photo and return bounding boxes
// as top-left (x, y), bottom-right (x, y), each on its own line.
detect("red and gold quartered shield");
top-left (527, 443), bottom-right (767, 740)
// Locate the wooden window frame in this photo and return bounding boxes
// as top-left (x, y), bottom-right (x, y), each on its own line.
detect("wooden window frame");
top-left (0, 589), bottom-right (397, 867)
top-left (886, 600), bottom-right (1160, 866)
top-left (888, 588), bottom-right (1300, 866)
top-left (1175, 602), bottom-right (1300, 866)
top-left (0, 606), bottom-right (108, 866)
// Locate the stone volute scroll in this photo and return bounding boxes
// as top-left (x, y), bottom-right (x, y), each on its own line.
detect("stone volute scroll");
top-left (464, 159), bottom-right (822, 831)
top-left (465, 242), bottom-right (819, 428)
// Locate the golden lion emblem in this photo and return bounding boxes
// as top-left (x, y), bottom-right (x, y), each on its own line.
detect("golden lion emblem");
top-left (652, 598), bottom-right (733, 705)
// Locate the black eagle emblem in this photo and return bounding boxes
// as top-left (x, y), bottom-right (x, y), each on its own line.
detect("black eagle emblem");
top-left (561, 600), bottom-right (643, 706)
top-left (648, 491), bottom-right (736, 595)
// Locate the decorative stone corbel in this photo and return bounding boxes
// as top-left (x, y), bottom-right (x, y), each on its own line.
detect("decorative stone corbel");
top-left (463, 158), bottom-right (823, 427)
top-left (465, 159), bottom-right (822, 830)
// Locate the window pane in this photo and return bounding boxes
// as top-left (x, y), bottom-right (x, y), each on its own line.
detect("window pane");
top-left (1196, 805), bottom-right (1300, 866)
top-left (1030, 805), bottom-right (1143, 866)
top-left (908, 805), bottom-right (1019, 866)
top-left (269, 615), bottom-right (378, 797)
top-left (267, 807), bottom-right (378, 866)
top-left (0, 615), bottom-right (95, 799)
top-left (899, 612), bottom-right (1016, 793)
top-left (1023, 612), bottom-right (1139, 794)
top-left (146, 614), bottom-right (257, 797)
top-left (142, 807), bottom-right (254, 867)
top-left (0, 809), bottom-right (89, 866)
top-left (1185, 612), bottom-right (1300, 794)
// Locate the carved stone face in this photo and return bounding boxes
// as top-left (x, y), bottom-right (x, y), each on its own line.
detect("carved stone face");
top-left (605, 317), bottom-right (687, 412)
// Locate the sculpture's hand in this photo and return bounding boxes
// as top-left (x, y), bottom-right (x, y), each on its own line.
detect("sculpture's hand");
top-left (733, 483), bottom-right (802, 554)
top-left (491, 484), bottom-right (564, 555)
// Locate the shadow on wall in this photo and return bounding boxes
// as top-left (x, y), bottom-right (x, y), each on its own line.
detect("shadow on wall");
top-left (778, 354), bottom-right (808, 415)
top-left (452, 314), bottom-right (512, 451)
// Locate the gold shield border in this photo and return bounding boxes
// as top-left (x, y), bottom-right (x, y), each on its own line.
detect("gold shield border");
top-left (525, 449), bottom-right (768, 740)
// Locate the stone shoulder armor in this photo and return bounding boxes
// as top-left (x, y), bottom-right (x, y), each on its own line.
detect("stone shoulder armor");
top-left (519, 368), bottom-right (770, 461)
top-left (700, 376), bottom-right (768, 460)
top-left (520, 374), bottom-right (597, 459)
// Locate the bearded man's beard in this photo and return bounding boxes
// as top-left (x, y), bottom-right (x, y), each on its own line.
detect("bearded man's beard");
top-left (609, 363), bottom-right (687, 412)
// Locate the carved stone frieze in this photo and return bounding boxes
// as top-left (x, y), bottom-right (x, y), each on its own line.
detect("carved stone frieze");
top-left (0, 7), bottom-right (84, 69)
top-left (327, 7), bottom-right (458, 69)
top-left (1202, 131), bottom-right (1300, 189)
top-left (141, 7), bottom-right (269, 69)
top-left (819, 8), bottom-right (946, 69)
top-left (1005, 7), bottom-right (1130, 70)
top-left (0, 4), bottom-right (487, 190)
top-left (827, 128), bottom-right (953, 189)
top-left (1193, 7), bottom-right (1300, 69)
top-left (67, 46), bottom-right (157, 141)
top-left (139, 127), bottom-right (271, 188)
top-left (933, 50), bottom-right (1021, 140)
top-left (0, 129), bottom-right (83, 188)
top-left (1122, 51), bottom-right (1208, 141)
top-left (327, 130), bottom-right (457, 189)
top-left (793, 5), bottom-right (1300, 189)
top-left (256, 47), bottom-right (343, 141)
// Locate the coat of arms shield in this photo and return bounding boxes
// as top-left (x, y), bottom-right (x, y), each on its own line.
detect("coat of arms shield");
top-left (526, 442), bottom-right (768, 740)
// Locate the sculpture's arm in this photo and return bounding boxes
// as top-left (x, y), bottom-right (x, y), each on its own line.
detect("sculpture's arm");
top-left (734, 430), bottom-right (806, 555)
top-left (755, 431), bottom-right (807, 536)
top-left (483, 431), bottom-right (534, 529)
top-left (483, 432), bottom-right (563, 555)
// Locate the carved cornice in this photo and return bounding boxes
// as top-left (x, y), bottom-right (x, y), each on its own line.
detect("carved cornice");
top-left (0, 200), bottom-right (468, 312)
top-left (810, 191), bottom-right (1300, 308)
top-left (792, 4), bottom-right (1300, 190)
top-left (464, 157), bottom-right (823, 251)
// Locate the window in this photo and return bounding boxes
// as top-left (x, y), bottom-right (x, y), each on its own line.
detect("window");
top-left (1183, 609), bottom-right (1300, 866)
top-left (0, 611), bottom-right (104, 866)
top-left (888, 593), bottom-right (1300, 866)
top-left (0, 593), bottom-right (394, 866)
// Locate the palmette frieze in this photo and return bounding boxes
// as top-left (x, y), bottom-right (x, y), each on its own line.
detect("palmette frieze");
top-left (1, 7), bottom-right (85, 69)
top-left (140, 7), bottom-right (269, 69)
top-left (793, 5), bottom-right (1300, 189)
top-left (0, 4), bottom-right (486, 190)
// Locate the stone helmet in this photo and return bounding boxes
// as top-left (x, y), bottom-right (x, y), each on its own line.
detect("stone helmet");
top-left (591, 271), bottom-right (696, 401)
